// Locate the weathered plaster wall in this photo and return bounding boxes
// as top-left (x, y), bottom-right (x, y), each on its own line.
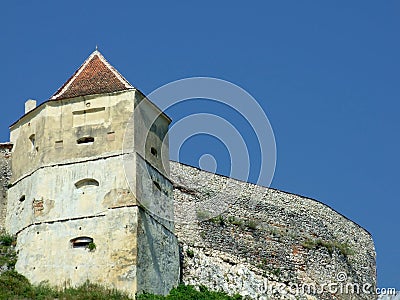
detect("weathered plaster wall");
top-left (6, 156), bottom-right (133, 235)
top-left (10, 91), bottom-right (136, 183)
top-left (135, 155), bottom-right (175, 231)
top-left (6, 90), bottom-right (179, 297)
top-left (0, 144), bottom-right (12, 230)
top-left (171, 161), bottom-right (376, 300)
top-left (16, 207), bottom-right (138, 295)
top-left (132, 93), bottom-right (171, 178)
top-left (137, 207), bottom-right (180, 296)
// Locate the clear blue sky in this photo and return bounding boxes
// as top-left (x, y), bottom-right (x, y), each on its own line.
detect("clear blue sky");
top-left (1, 1), bottom-right (399, 290)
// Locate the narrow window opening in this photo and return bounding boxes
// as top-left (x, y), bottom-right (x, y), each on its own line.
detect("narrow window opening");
top-left (55, 140), bottom-right (63, 149)
top-left (29, 134), bottom-right (37, 151)
top-left (70, 237), bottom-right (93, 249)
top-left (153, 181), bottom-right (161, 192)
top-left (19, 195), bottom-right (26, 202)
top-left (107, 132), bottom-right (116, 141)
top-left (75, 178), bottom-right (99, 189)
top-left (77, 137), bottom-right (94, 144)
top-left (152, 180), bottom-right (168, 197)
top-left (151, 147), bottom-right (158, 157)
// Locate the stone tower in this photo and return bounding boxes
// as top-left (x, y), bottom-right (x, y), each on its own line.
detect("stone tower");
top-left (5, 50), bottom-right (180, 296)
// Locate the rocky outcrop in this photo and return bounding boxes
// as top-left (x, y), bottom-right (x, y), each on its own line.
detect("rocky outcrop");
top-left (0, 144), bottom-right (12, 231)
top-left (171, 161), bottom-right (376, 300)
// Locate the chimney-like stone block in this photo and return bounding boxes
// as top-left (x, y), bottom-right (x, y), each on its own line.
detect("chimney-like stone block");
top-left (25, 100), bottom-right (37, 114)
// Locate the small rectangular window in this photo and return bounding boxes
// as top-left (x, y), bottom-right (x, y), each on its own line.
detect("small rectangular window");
top-left (55, 140), bottom-right (63, 149)
top-left (77, 137), bottom-right (94, 144)
top-left (107, 132), bottom-right (115, 141)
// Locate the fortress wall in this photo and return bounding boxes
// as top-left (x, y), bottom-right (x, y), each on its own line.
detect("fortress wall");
top-left (136, 207), bottom-right (180, 296)
top-left (15, 207), bottom-right (138, 295)
top-left (8, 152), bottom-right (180, 297)
top-left (0, 144), bottom-right (12, 231)
top-left (6, 155), bottom-right (134, 235)
top-left (171, 161), bottom-right (376, 300)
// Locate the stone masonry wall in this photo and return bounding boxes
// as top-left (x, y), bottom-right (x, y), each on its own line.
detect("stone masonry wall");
top-left (0, 155), bottom-right (377, 299)
top-left (171, 161), bottom-right (376, 300)
top-left (0, 144), bottom-right (12, 231)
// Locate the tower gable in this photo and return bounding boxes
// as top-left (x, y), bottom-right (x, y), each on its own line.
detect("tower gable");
top-left (51, 50), bottom-right (133, 100)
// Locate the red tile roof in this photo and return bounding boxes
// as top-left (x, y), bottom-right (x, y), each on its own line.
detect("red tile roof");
top-left (51, 50), bottom-right (133, 100)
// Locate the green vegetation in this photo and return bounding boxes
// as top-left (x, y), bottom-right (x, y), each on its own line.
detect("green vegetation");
top-left (0, 246), bottom-right (17, 270)
top-left (257, 259), bottom-right (281, 277)
top-left (210, 215), bottom-right (225, 226)
top-left (87, 242), bottom-right (96, 252)
top-left (245, 220), bottom-right (258, 230)
top-left (202, 190), bottom-right (216, 198)
top-left (269, 267), bottom-right (281, 276)
top-left (227, 216), bottom-right (243, 227)
top-left (196, 209), bottom-right (211, 221)
top-left (0, 234), bottom-right (14, 247)
top-left (138, 285), bottom-right (242, 300)
top-left (0, 273), bottom-right (241, 300)
top-left (0, 275), bottom-right (132, 300)
top-left (186, 249), bottom-right (195, 258)
top-left (209, 215), bottom-right (259, 231)
top-left (302, 238), bottom-right (354, 257)
top-left (0, 233), bottom-right (17, 270)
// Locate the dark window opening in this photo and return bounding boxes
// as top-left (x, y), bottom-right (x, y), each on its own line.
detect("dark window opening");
top-left (75, 178), bottom-right (99, 189)
top-left (153, 180), bottom-right (169, 197)
top-left (151, 147), bottom-right (158, 157)
top-left (153, 181), bottom-right (161, 192)
top-left (70, 237), bottom-right (93, 249)
top-left (29, 134), bottom-right (37, 151)
top-left (19, 195), bottom-right (26, 202)
top-left (55, 140), bottom-right (63, 149)
top-left (29, 134), bottom-right (35, 146)
top-left (77, 137), bottom-right (94, 144)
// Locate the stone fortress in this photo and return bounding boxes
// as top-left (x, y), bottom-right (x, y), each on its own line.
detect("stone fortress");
top-left (0, 51), bottom-right (376, 299)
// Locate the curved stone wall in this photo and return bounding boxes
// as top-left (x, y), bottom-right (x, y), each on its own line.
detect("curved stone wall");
top-left (0, 144), bottom-right (12, 230)
top-left (171, 161), bottom-right (376, 300)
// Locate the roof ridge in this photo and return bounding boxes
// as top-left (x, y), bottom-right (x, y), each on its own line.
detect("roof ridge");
top-left (50, 50), bottom-right (134, 101)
